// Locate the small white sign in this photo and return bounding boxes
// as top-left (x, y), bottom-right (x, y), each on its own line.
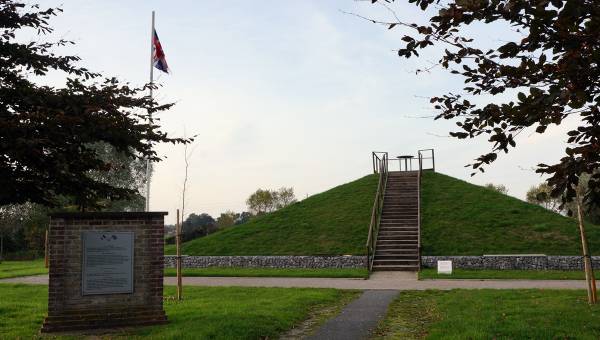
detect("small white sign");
top-left (437, 260), bottom-right (453, 274)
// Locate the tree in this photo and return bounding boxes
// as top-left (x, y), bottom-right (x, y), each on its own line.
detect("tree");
top-left (234, 211), bottom-right (253, 225)
top-left (526, 183), bottom-right (563, 213)
top-left (572, 174), bottom-right (600, 224)
top-left (246, 187), bottom-right (297, 215)
top-left (529, 174), bottom-right (600, 222)
top-left (363, 0), bottom-right (599, 206)
top-left (363, 0), bottom-right (599, 303)
top-left (274, 187), bottom-right (297, 209)
top-left (0, 1), bottom-right (187, 210)
top-left (181, 213), bottom-right (216, 241)
top-left (87, 142), bottom-right (147, 211)
top-left (246, 189), bottom-right (276, 215)
top-left (216, 210), bottom-right (238, 229)
top-left (0, 202), bottom-right (48, 261)
top-left (0, 204), bottom-right (20, 261)
top-left (484, 183), bottom-right (508, 195)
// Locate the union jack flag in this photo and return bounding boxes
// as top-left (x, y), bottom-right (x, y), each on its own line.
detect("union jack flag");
top-left (152, 29), bottom-right (169, 73)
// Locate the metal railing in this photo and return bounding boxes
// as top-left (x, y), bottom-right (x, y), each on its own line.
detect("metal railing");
top-left (415, 149), bottom-right (434, 270)
top-left (386, 149), bottom-right (435, 172)
top-left (366, 152), bottom-right (388, 271)
top-left (418, 149), bottom-right (435, 173)
top-left (368, 149), bottom-right (435, 273)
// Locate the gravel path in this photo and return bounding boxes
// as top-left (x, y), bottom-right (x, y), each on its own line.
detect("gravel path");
top-left (307, 290), bottom-right (398, 340)
top-left (0, 271), bottom-right (590, 290)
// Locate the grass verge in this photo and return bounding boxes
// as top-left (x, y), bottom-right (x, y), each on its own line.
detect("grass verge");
top-left (0, 283), bottom-right (358, 339)
top-left (374, 289), bottom-right (600, 339)
top-left (419, 268), bottom-right (600, 280)
top-left (0, 259), bottom-right (47, 279)
top-left (164, 267), bottom-right (368, 278)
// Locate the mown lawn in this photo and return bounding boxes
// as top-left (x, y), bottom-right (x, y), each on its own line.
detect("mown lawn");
top-left (419, 268), bottom-right (600, 280)
top-left (166, 174), bottom-right (378, 256)
top-left (421, 171), bottom-right (600, 255)
top-left (0, 284), bottom-right (358, 339)
top-left (374, 290), bottom-right (600, 339)
top-left (0, 260), bottom-right (47, 279)
top-left (164, 267), bottom-right (368, 278)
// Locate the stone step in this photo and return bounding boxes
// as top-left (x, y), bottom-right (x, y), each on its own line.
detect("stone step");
top-left (377, 237), bottom-right (417, 246)
top-left (376, 244), bottom-right (418, 250)
top-left (378, 228), bottom-right (418, 232)
top-left (380, 216), bottom-right (418, 220)
top-left (382, 207), bottom-right (417, 210)
top-left (380, 215), bottom-right (418, 219)
top-left (380, 224), bottom-right (418, 227)
top-left (373, 259), bottom-right (419, 265)
top-left (378, 235), bottom-right (418, 241)
top-left (375, 252), bottom-right (419, 261)
top-left (384, 194), bottom-right (418, 197)
top-left (378, 230), bottom-right (418, 234)
top-left (380, 219), bottom-right (418, 223)
top-left (372, 264), bottom-right (419, 271)
top-left (378, 233), bottom-right (418, 239)
top-left (375, 251), bottom-right (418, 257)
top-left (382, 206), bottom-right (417, 211)
top-left (381, 212), bottom-right (418, 216)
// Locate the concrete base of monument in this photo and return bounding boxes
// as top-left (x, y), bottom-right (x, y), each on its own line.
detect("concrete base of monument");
top-left (41, 308), bottom-right (168, 333)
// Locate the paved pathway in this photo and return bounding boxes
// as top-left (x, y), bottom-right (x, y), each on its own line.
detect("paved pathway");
top-left (307, 290), bottom-right (398, 340)
top-left (0, 271), bottom-right (590, 290)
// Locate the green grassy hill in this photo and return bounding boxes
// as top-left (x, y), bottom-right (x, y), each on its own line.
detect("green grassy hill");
top-left (421, 171), bottom-right (600, 255)
top-left (169, 171), bottom-right (600, 256)
top-left (166, 174), bottom-right (378, 256)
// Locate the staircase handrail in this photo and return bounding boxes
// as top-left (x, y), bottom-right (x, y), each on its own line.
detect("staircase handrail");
top-left (417, 148), bottom-right (435, 172)
top-left (366, 152), bottom-right (388, 272)
top-left (417, 166), bottom-right (422, 271)
top-left (372, 151), bottom-right (388, 174)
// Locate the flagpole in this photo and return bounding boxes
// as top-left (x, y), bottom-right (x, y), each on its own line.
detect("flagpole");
top-left (145, 10), bottom-right (155, 212)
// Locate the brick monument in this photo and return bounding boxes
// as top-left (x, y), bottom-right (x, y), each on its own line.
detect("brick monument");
top-left (41, 212), bottom-right (169, 332)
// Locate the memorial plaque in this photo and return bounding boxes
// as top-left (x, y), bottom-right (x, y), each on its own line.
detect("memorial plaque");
top-left (82, 231), bottom-right (134, 295)
top-left (437, 260), bottom-right (453, 274)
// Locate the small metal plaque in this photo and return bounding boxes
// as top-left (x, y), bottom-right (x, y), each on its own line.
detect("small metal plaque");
top-left (82, 231), bottom-right (134, 295)
top-left (437, 260), bottom-right (453, 274)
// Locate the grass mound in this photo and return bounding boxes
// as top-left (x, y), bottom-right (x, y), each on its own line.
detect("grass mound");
top-left (421, 171), bottom-right (600, 255)
top-left (168, 174), bottom-right (378, 256)
top-left (170, 170), bottom-right (600, 257)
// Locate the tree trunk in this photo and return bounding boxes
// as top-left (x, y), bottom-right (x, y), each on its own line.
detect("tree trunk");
top-left (576, 189), bottom-right (597, 304)
top-left (44, 229), bottom-right (49, 269)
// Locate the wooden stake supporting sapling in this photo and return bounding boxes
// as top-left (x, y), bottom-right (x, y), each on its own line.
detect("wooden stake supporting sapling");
top-left (576, 188), bottom-right (597, 304)
top-left (176, 209), bottom-right (183, 301)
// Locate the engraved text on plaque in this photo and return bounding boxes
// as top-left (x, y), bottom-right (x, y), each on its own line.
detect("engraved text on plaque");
top-left (82, 231), bottom-right (134, 295)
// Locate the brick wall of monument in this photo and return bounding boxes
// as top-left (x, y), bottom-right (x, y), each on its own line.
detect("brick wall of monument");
top-left (41, 212), bottom-right (169, 333)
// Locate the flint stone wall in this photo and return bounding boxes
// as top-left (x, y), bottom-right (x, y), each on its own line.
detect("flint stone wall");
top-left (164, 255), bottom-right (367, 269)
top-left (421, 255), bottom-right (600, 270)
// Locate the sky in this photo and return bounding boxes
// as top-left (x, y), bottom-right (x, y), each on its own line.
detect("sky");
top-left (39, 0), bottom-right (576, 224)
